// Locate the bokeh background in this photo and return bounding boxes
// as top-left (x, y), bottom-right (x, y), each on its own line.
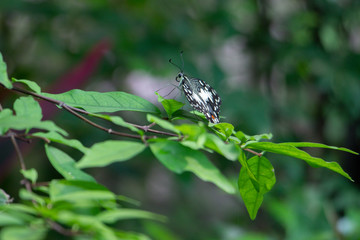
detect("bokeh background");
top-left (1, 0), bottom-right (360, 239)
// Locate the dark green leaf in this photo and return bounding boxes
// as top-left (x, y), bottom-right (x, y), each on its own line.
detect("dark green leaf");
top-left (45, 145), bottom-right (95, 182)
top-left (77, 140), bottom-right (146, 168)
top-left (246, 142), bottom-right (353, 181)
top-left (0, 52), bottom-right (12, 89)
top-left (150, 140), bottom-right (235, 194)
top-left (97, 209), bottom-right (166, 223)
top-left (12, 78), bottom-right (41, 94)
top-left (42, 89), bottom-right (160, 114)
top-left (238, 156), bottom-right (276, 220)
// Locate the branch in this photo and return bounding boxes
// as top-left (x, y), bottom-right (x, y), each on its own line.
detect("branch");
top-left (5, 84), bottom-right (180, 139)
top-left (8, 131), bottom-right (35, 203)
top-left (244, 148), bottom-right (262, 157)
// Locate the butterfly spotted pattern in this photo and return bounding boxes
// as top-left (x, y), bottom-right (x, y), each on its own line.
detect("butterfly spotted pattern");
top-left (175, 72), bottom-right (221, 123)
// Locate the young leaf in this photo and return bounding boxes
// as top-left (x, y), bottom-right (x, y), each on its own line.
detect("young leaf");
top-left (97, 209), bottom-right (166, 223)
top-left (12, 78), bottom-right (41, 94)
top-left (213, 123), bottom-right (234, 140)
top-left (45, 145), bottom-right (96, 182)
top-left (77, 140), bottom-right (146, 168)
top-left (150, 140), bottom-right (236, 194)
top-left (238, 156), bottom-right (276, 220)
top-left (34, 131), bottom-right (88, 153)
top-left (20, 168), bottom-right (38, 184)
top-left (147, 114), bottom-right (181, 135)
top-left (42, 89), bottom-right (160, 114)
top-left (49, 180), bottom-right (116, 202)
top-left (14, 96), bottom-right (42, 122)
top-left (155, 92), bottom-right (184, 118)
top-left (0, 52), bottom-right (12, 89)
top-left (246, 142), bottom-right (353, 181)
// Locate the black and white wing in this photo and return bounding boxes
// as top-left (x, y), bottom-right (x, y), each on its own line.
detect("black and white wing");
top-left (181, 77), bottom-right (221, 123)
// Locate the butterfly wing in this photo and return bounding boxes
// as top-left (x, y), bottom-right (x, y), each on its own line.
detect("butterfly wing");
top-left (181, 76), bottom-right (221, 123)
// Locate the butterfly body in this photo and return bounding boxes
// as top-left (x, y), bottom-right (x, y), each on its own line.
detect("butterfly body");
top-left (175, 72), bottom-right (221, 123)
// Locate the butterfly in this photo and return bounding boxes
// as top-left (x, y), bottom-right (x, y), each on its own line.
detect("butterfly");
top-left (169, 53), bottom-right (221, 123)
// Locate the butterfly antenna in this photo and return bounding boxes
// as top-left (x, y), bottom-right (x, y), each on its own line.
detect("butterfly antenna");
top-left (180, 50), bottom-right (184, 71)
top-left (169, 58), bottom-right (183, 72)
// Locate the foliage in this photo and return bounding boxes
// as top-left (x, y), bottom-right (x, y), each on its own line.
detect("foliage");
top-left (0, 50), bottom-right (357, 239)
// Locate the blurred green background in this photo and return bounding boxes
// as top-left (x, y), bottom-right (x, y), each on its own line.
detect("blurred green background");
top-left (1, 0), bottom-right (360, 239)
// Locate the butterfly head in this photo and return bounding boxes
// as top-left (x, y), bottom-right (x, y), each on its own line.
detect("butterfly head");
top-left (175, 72), bottom-right (185, 83)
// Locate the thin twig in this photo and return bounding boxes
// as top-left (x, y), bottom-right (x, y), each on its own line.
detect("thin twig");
top-left (5, 84), bottom-right (179, 139)
top-left (244, 148), bottom-right (262, 157)
top-left (9, 132), bottom-right (35, 200)
top-left (62, 104), bottom-right (150, 140)
top-left (47, 220), bottom-right (78, 237)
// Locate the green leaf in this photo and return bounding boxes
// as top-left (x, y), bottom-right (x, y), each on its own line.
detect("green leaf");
top-left (0, 115), bottom-right (67, 136)
top-left (0, 226), bottom-right (47, 240)
top-left (213, 123), bottom-right (234, 140)
top-left (176, 123), bottom-right (207, 140)
top-left (20, 168), bottom-right (38, 184)
top-left (0, 109), bottom-right (13, 134)
top-left (49, 180), bottom-right (116, 202)
top-left (90, 113), bottom-right (143, 135)
top-left (0, 98), bottom-right (66, 135)
top-left (19, 189), bottom-right (46, 206)
top-left (147, 114), bottom-right (181, 135)
top-left (33, 131), bottom-right (88, 153)
top-left (238, 151), bottom-right (259, 192)
top-left (155, 92), bottom-right (184, 118)
top-left (14, 96), bottom-right (42, 122)
top-left (246, 142), bottom-right (353, 181)
top-left (0, 189), bottom-right (11, 205)
top-left (42, 89), bottom-right (160, 114)
top-left (285, 142), bottom-right (358, 155)
top-left (150, 140), bottom-right (235, 194)
top-left (52, 210), bottom-right (118, 240)
top-left (0, 52), bottom-right (12, 89)
top-left (0, 204), bottom-right (37, 226)
top-left (97, 209), bottom-right (166, 223)
top-left (11, 78), bottom-right (41, 94)
top-left (45, 145), bottom-right (95, 182)
top-left (238, 156), bottom-right (276, 220)
top-left (236, 131), bottom-right (273, 142)
top-left (77, 140), bottom-right (146, 168)
top-left (203, 133), bottom-right (240, 161)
